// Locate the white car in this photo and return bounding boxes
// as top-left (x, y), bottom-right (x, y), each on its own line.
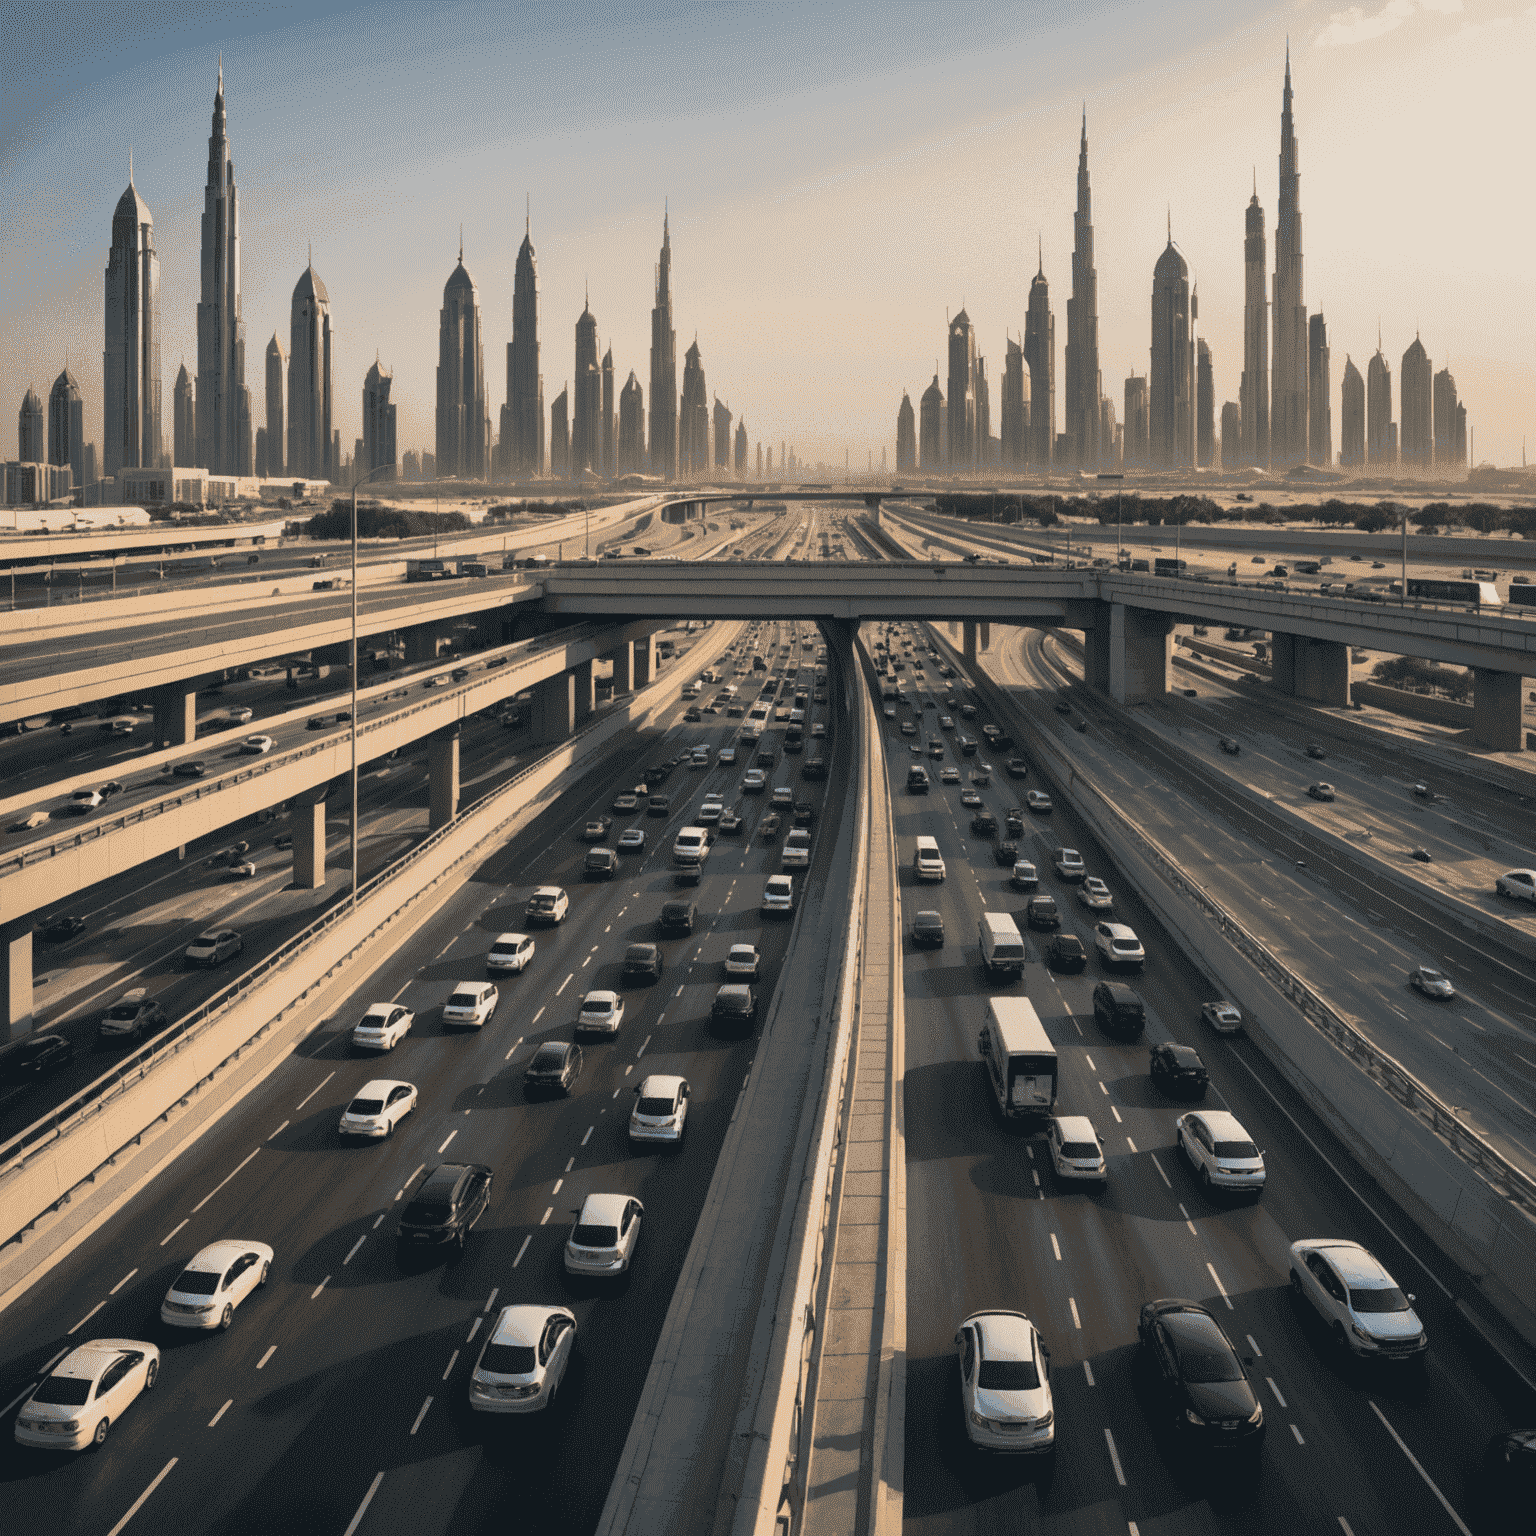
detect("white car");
top-left (229, 859), bottom-right (257, 878)
top-left (697, 799), bottom-right (724, 825)
top-left (184, 929), bottom-right (243, 968)
top-left (160, 1240), bottom-right (274, 1330)
top-left (339, 1079), bottom-right (418, 1138)
top-left (763, 874), bottom-right (794, 915)
top-left (617, 827), bottom-right (648, 852)
top-left (959, 789), bottom-right (983, 808)
top-left (955, 1311), bottom-right (1055, 1454)
top-left (525, 886), bottom-right (569, 924)
top-left (1200, 1000), bottom-right (1244, 1036)
top-left (226, 706), bottom-right (255, 724)
top-left (742, 769), bottom-right (768, 793)
top-left (486, 932), bottom-right (535, 973)
top-left (1053, 848), bottom-right (1085, 881)
top-left (1046, 1115), bottom-right (1107, 1185)
top-left (724, 943), bottom-right (760, 978)
top-left (13, 1340), bottom-right (161, 1451)
top-left (240, 734), bottom-right (274, 754)
top-left (64, 788), bottom-right (103, 814)
top-left (718, 746), bottom-right (738, 764)
top-left (1288, 1238), bottom-right (1427, 1360)
top-left (469, 1304), bottom-right (577, 1414)
top-left (1495, 868), bottom-right (1536, 903)
top-left (1026, 790), bottom-right (1053, 813)
top-left (351, 1002), bottom-right (414, 1051)
top-left (577, 990), bottom-right (625, 1035)
top-left (1094, 922), bottom-right (1144, 970)
top-left (1077, 876), bottom-right (1113, 911)
top-left (1177, 1110), bottom-right (1266, 1196)
top-left (630, 1073), bottom-right (690, 1146)
top-left (565, 1193), bottom-right (644, 1277)
top-left (781, 829), bottom-right (811, 868)
top-left (443, 981), bottom-right (498, 1028)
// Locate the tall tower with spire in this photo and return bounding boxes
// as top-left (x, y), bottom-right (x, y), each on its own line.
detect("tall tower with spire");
top-left (947, 309), bottom-right (977, 470)
top-left (196, 60), bottom-right (251, 474)
top-left (504, 206), bottom-right (543, 477)
top-left (104, 168), bottom-right (162, 480)
top-left (679, 338), bottom-right (708, 477)
top-left (1271, 45), bottom-right (1309, 467)
top-left (1064, 109), bottom-right (1101, 467)
top-left (173, 363), bottom-right (196, 467)
top-left (572, 296), bottom-right (601, 477)
top-left (264, 333), bottom-right (285, 477)
top-left (1241, 175), bottom-right (1270, 466)
top-left (287, 259), bottom-right (331, 479)
top-left (1150, 231), bottom-right (1195, 468)
top-left (649, 211), bottom-right (678, 478)
top-left (436, 237), bottom-right (489, 480)
top-left (1023, 246), bottom-right (1055, 466)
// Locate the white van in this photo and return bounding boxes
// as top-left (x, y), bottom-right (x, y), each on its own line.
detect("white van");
top-left (977, 997), bottom-right (1057, 1122)
top-left (978, 912), bottom-right (1026, 980)
top-left (781, 828), bottom-right (812, 868)
top-left (913, 836), bottom-right (946, 883)
top-left (672, 827), bottom-right (710, 867)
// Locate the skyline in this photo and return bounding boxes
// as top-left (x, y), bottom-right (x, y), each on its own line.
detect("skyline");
top-left (4, 0), bottom-right (1533, 474)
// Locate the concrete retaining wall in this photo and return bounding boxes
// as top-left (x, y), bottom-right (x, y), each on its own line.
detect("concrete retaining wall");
top-left (1351, 680), bottom-right (1474, 728)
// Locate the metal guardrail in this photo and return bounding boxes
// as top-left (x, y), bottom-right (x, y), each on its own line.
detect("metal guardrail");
top-left (945, 632), bottom-right (1536, 1222)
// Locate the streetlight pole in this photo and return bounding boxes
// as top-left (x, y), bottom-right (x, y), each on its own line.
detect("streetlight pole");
top-left (349, 460), bottom-right (394, 908)
top-left (1400, 506), bottom-right (1408, 607)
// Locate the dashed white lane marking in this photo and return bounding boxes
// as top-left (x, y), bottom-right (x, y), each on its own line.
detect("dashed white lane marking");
top-left (342, 1474), bottom-right (384, 1536)
top-left (410, 1396), bottom-right (433, 1435)
top-left (1338, 1520), bottom-right (1356, 1536)
top-left (637, 1034), bottom-right (652, 1058)
top-left (293, 1072), bottom-right (335, 1113)
top-left (1110, 1105), bottom-right (1122, 1123)
top-left (107, 1456), bottom-right (178, 1536)
top-left (268, 1121), bottom-right (289, 1141)
top-left (513, 1236), bottom-right (532, 1267)
top-left (1032, 1169), bottom-right (1040, 1186)
top-left (1149, 1153), bottom-right (1171, 1188)
top-left (1082, 1359), bottom-right (1095, 1386)
top-left (483, 1287), bottom-right (499, 1312)
top-left (67, 1300), bottom-right (106, 1336)
top-left (344, 1236), bottom-right (367, 1265)
top-left (540, 1207), bottom-right (553, 1225)
top-left (1050, 1233), bottom-right (1062, 1261)
top-left (532, 1005), bottom-right (547, 1024)
top-left (1098, 1081), bottom-right (1108, 1094)
top-left (1069, 1297), bottom-right (1082, 1329)
top-left (555, 973), bottom-right (573, 996)
top-left (1369, 1400), bottom-right (1472, 1533)
top-left (624, 1064), bottom-right (633, 1076)
top-left (1291, 1423), bottom-right (1306, 1445)
top-left (1083, 1053), bottom-right (1096, 1070)
top-left (1179, 1202), bottom-right (1198, 1235)
top-left (437, 1130), bottom-right (458, 1154)
top-left (442, 1350), bottom-right (460, 1381)
top-left (675, 985), bottom-right (685, 997)
top-left (109, 1268), bottom-right (138, 1295)
top-left (1247, 1334), bottom-right (1264, 1357)
top-left (257, 1346), bottom-right (277, 1370)
top-left (311, 1275), bottom-right (331, 1300)
top-left (581, 1126), bottom-right (594, 1146)
top-left (397, 1165), bottom-right (425, 1201)
top-left (191, 1146), bottom-right (261, 1214)
top-left (466, 1317), bottom-right (483, 1343)
top-left (505, 1034), bottom-right (524, 1061)
top-left (1268, 1377), bottom-right (1288, 1407)
top-left (551, 1179), bottom-right (563, 1196)
top-left (372, 1213), bottom-right (386, 1230)
top-left (1207, 1262), bottom-right (1233, 1309)
top-left (582, 955), bottom-right (592, 967)
top-left (160, 1219), bottom-right (189, 1247)
top-left (1126, 1136), bottom-right (1138, 1152)
top-left (1103, 1427), bottom-right (1126, 1486)
top-left (208, 1399), bottom-right (232, 1427)
top-left (604, 925), bottom-right (611, 934)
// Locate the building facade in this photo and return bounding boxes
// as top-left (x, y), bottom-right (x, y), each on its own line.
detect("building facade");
top-left (649, 212), bottom-right (678, 479)
top-left (1220, 401), bottom-right (1242, 468)
top-left (49, 369), bottom-right (85, 489)
top-left (1366, 346), bottom-right (1393, 466)
top-left (436, 247), bottom-right (489, 480)
top-left (919, 376), bottom-right (943, 470)
top-left (173, 363), bottom-right (196, 467)
top-left (1433, 368), bottom-right (1466, 469)
top-left (1399, 336), bottom-right (1433, 468)
top-left (1149, 239), bottom-right (1194, 468)
top-left (601, 348), bottom-right (615, 478)
top-left (1241, 186), bottom-right (1270, 467)
top-left (896, 391), bottom-right (916, 473)
top-left (618, 370), bottom-right (644, 474)
top-left (362, 358), bottom-right (396, 480)
top-left (1023, 258), bottom-right (1054, 466)
top-left (503, 217), bottom-right (543, 477)
top-left (1271, 48), bottom-right (1309, 467)
top-left (550, 387), bottom-right (569, 478)
top-left (1340, 356), bottom-right (1365, 466)
top-left (734, 418), bottom-right (747, 474)
top-left (572, 301), bottom-right (601, 477)
top-left (18, 387), bottom-right (44, 463)
top-left (946, 309), bottom-right (977, 470)
top-left (712, 398), bottom-right (732, 471)
top-left (264, 333), bottom-right (284, 478)
top-left (1064, 112), bottom-right (1102, 467)
top-left (287, 263), bottom-right (332, 480)
top-left (1000, 336), bottom-right (1028, 468)
top-left (104, 178), bottom-right (163, 480)
top-left (1123, 374), bottom-right (1149, 466)
top-left (679, 340), bottom-right (709, 477)
top-left (1196, 339), bottom-right (1214, 467)
top-left (1308, 314), bottom-right (1332, 465)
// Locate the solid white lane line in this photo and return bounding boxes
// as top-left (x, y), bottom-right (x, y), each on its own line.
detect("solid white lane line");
top-left (344, 1236), bottom-right (366, 1265)
top-left (581, 1126), bottom-right (594, 1146)
top-left (437, 1130), bottom-right (457, 1154)
top-left (484, 1287), bottom-right (499, 1312)
top-left (294, 1071), bottom-right (335, 1112)
top-left (1247, 1334), bottom-right (1263, 1357)
top-left (268, 1120), bottom-right (289, 1141)
top-left (107, 1457), bottom-right (178, 1536)
top-left (159, 1219), bottom-right (189, 1247)
top-left (1369, 1400), bottom-right (1473, 1534)
top-left (1126, 1136), bottom-right (1138, 1152)
top-left (1291, 1424), bottom-right (1306, 1445)
top-left (1207, 1262), bottom-right (1233, 1309)
top-left (540, 1207), bottom-right (553, 1224)
top-left (410, 1395), bottom-right (433, 1435)
top-left (342, 1475), bottom-right (384, 1536)
top-left (513, 1235), bottom-right (532, 1267)
top-left (1110, 1105), bottom-right (1122, 1123)
top-left (109, 1268), bottom-right (138, 1296)
top-left (208, 1399), bottom-right (232, 1427)
top-left (555, 973), bottom-right (573, 996)
top-left (637, 1034), bottom-right (652, 1058)
top-left (311, 1275), bottom-right (331, 1300)
top-left (1082, 1359), bottom-right (1095, 1386)
top-left (442, 1350), bottom-right (459, 1381)
top-left (466, 1317), bottom-right (483, 1343)
top-left (1103, 1427), bottom-right (1126, 1486)
top-left (1268, 1377), bottom-right (1287, 1407)
top-left (1069, 1298), bottom-right (1082, 1329)
top-left (1050, 1234), bottom-right (1062, 1261)
top-left (551, 1179), bottom-right (563, 1196)
top-left (1149, 1153), bottom-right (1171, 1188)
top-left (190, 1146), bottom-right (261, 1214)
top-left (257, 1346), bottom-right (277, 1370)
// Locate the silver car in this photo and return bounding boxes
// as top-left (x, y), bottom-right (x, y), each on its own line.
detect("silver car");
top-left (1177, 1110), bottom-right (1266, 1196)
top-left (564, 1192), bottom-right (644, 1277)
top-left (1289, 1239), bottom-right (1426, 1361)
top-left (630, 1074), bottom-right (690, 1146)
top-left (955, 1311), bottom-right (1055, 1454)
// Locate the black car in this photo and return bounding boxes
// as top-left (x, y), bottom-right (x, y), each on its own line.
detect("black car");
top-left (658, 900), bottom-right (697, 936)
top-left (970, 811), bottom-right (998, 839)
top-left (757, 749), bottom-right (777, 768)
top-left (648, 794), bottom-right (671, 815)
top-left (1006, 758), bottom-right (1029, 779)
top-left (675, 867), bottom-right (702, 887)
top-left (397, 1163), bottom-right (493, 1250)
top-left (40, 914), bottom-right (87, 943)
top-left (1150, 1042), bottom-right (1209, 1098)
top-left (1047, 934), bottom-right (1088, 973)
top-left (793, 803), bottom-right (814, 826)
top-left (1137, 1299), bottom-right (1264, 1454)
top-left (622, 943), bottom-right (663, 983)
top-left (172, 760), bottom-right (208, 777)
top-left (1478, 1427), bottom-right (1536, 1533)
top-left (993, 839), bottom-right (1019, 867)
top-left (718, 810), bottom-right (743, 835)
top-left (0, 1033), bottom-right (76, 1086)
top-left (1093, 981), bottom-right (1145, 1039)
top-left (1054, 700), bottom-right (1072, 715)
top-left (800, 758), bottom-right (827, 781)
top-left (1005, 810), bottom-right (1025, 837)
top-left (1305, 743), bottom-right (1327, 760)
top-left (524, 1040), bottom-right (583, 1097)
top-left (1024, 894), bottom-right (1060, 931)
top-left (911, 911), bottom-right (945, 948)
top-left (1219, 737), bottom-right (1241, 755)
top-left (710, 984), bottom-right (758, 1027)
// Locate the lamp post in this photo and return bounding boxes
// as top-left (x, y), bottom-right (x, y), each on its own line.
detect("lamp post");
top-left (349, 460), bottom-right (395, 908)
top-left (1399, 506), bottom-right (1408, 607)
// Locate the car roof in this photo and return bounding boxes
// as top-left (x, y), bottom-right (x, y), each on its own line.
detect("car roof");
top-left (492, 932), bottom-right (531, 944)
top-left (420, 1162), bottom-right (487, 1195)
top-left (52, 1340), bottom-right (151, 1378)
top-left (583, 989), bottom-right (619, 1003)
top-left (1163, 1044), bottom-right (1203, 1063)
top-left (728, 941), bottom-right (758, 953)
top-left (117, 987), bottom-right (148, 1004)
top-left (360, 1001), bottom-right (398, 1015)
top-left (577, 1191), bottom-right (631, 1226)
top-left (452, 980), bottom-right (494, 996)
top-left (1101, 923), bottom-right (1137, 938)
top-left (531, 886), bottom-right (564, 897)
top-left (1191, 1109), bottom-right (1250, 1139)
top-left (184, 1239), bottom-right (261, 1270)
top-left (716, 983), bottom-right (752, 997)
top-left (1299, 1239), bottom-right (1392, 1286)
top-left (490, 1303), bottom-right (571, 1347)
top-left (639, 1073), bottom-right (686, 1096)
top-left (354, 1079), bottom-right (411, 1098)
top-left (969, 1311), bottom-right (1037, 1359)
top-left (1054, 1115), bottom-right (1098, 1141)
top-left (1205, 999), bottom-right (1240, 1014)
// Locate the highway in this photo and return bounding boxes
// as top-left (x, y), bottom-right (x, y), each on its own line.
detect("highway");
top-left (880, 619), bottom-right (1514, 1536)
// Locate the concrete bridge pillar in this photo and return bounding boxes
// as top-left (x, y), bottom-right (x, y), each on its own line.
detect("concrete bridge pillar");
top-left (962, 621), bottom-right (978, 666)
top-left (2, 916), bottom-right (34, 1039)
top-left (1271, 634), bottom-right (1350, 706)
top-left (290, 783), bottom-right (330, 890)
top-left (1472, 668), bottom-right (1526, 751)
top-left (979, 621), bottom-right (991, 652)
top-left (609, 641), bottom-right (634, 695)
top-left (573, 659), bottom-right (596, 728)
top-left (633, 632), bottom-right (656, 688)
top-left (532, 670), bottom-right (578, 745)
top-left (152, 683), bottom-right (198, 747)
top-left (1083, 607), bottom-right (1113, 694)
top-left (403, 622), bottom-right (444, 666)
top-left (1106, 604), bottom-right (1173, 704)
top-left (428, 727), bottom-right (461, 830)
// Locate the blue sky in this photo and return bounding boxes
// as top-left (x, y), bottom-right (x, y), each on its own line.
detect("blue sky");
top-left (4, 0), bottom-right (1532, 468)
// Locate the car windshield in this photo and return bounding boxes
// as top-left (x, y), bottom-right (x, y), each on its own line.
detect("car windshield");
top-left (1057, 938), bottom-right (1084, 954)
top-left (194, 934), bottom-right (220, 946)
top-left (1168, 1314), bottom-right (1245, 1381)
top-left (1033, 899), bottom-right (1057, 913)
top-left (531, 1046), bottom-right (567, 1068)
top-left (1420, 969), bottom-right (1446, 982)
top-left (1214, 1140), bottom-right (1260, 1160)
top-left (1113, 938), bottom-right (1140, 950)
top-left (977, 1359), bottom-right (1040, 1391)
top-left (401, 1201), bottom-right (451, 1226)
top-left (490, 942), bottom-right (519, 955)
top-left (1350, 1285), bottom-right (1411, 1313)
top-left (637, 1096), bottom-right (675, 1116)
top-left (447, 993), bottom-right (479, 1009)
top-left (348, 1098), bottom-right (384, 1116)
top-left (572, 1224), bottom-right (619, 1248)
top-left (1060, 1140), bottom-right (1099, 1159)
top-left (31, 1375), bottom-right (94, 1406)
top-left (105, 1004), bottom-right (138, 1021)
top-left (479, 1343), bottom-right (536, 1376)
top-left (717, 995), bottom-right (749, 1012)
top-left (625, 948), bottom-right (653, 961)
top-left (584, 998), bottom-right (613, 1013)
top-left (173, 1269), bottom-right (221, 1295)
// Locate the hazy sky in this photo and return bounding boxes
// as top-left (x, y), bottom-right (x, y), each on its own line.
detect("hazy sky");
top-left (4, 0), bottom-right (1533, 472)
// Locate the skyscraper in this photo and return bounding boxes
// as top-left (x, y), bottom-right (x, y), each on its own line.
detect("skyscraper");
top-left (264, 333), bottom-right (285, 478)
top-left (1433, 368), bottom-right (1465, 469)
top-left (1241, 183), bottom-right (1270, 467)
top-left (550, 386), bottom-right (569, 477)
top-left (287, 262), bottom-right (332, 480)
top-left (572, 299), bottom-right (600, 477)
top-left (601, 347), bottom-right (615, 478)
top-left (1024, 254), bottom-right (1054, 466)
top-left (1123, 373), bottom-right (1149, 467)
top-left (946, 310), bottom-right (977, 470)
top-left (1271, 47), bottom-right (1309, 467)
top-left (618, 370), bottom-right (644, 474)
top-left (712, 398), bottom-right (732, 470)
top-left (1340, 356), bottom-right (1365, 466)
top-left (195, 62), bottom-right (251, 475)
top-left (649, 211), bottom-right (678, 479)
top-left (1400, 336), bottom-right (1433, 468)
top-left (362, 358), bottom-right (396, 480)
top-left (173, 364), bottom-right (196, 467)
top-left (503, 212), bottom-right (543, 477)
top-left (896, 391), bottom-right (916, 473)
top-left (103, 175), bottom-right (162, 480)
top-left (919, 376), bottom-right (943, 470)
top-left (1000, 337), bottom-right (1028, 468)
top-left (679, 340), bottom-right (708, 476)
top-left (18, 386), bottom-right (44, 461)
top-left (1196, 339), bottom-right (1214, 467)
top-left (48, 369), bottom-right (85, 488)
top-left (1064, 110), bottom-right (1101, 467)
top-left (1308, 314), bottom-right (1331, 465)
top-left (975, 358), bottom-right (992, 465)
top-left (734, 418), bottom-right (747, 475)
top-left (1366, 344), bottom-right (1393, 466)
top-left (1150, 237), bottom-right (1194, 468)
top-left (436, 243), bottom-right (489, 480)
top-left (1220, 402), bottom-right (1242, 468)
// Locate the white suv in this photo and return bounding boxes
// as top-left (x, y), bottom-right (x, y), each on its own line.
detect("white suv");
top-left (1046, 1116), bottom-right (1106, 1185)
top-left (1053, 848), bottom-right (1085, 881)
top-left (525, 887), bottom-right (569, 924)
top-left (443, 981), bottom-right (498, 1028)
top-left (486, 933), bottom-right (535, 973)
top-left (673, 827), bottom-right (710, 867)
top-left (762, 874), bottom-right (794, 915)
top-left (955, 1310), bottom-right (1055, 1454)
top-left (565, 1193), bottom-right (644, 1278)
top-left (1288, 1238), bottom-right (1427, 1360)
top-left (1093, 922), bottom-right (1144, 970)
top-left (1177, 1110), bottom-right (1266, 1196)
